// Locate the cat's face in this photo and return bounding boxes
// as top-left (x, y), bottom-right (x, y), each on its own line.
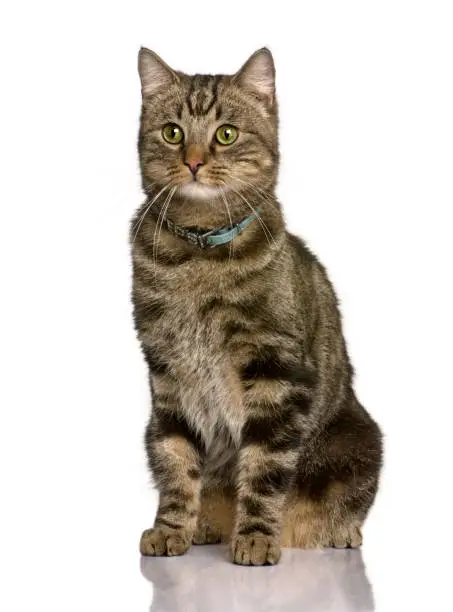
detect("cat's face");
top-left (138, 48), bottom-right (278, 204)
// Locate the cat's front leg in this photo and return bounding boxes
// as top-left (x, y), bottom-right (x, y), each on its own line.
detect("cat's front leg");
top-left (230, 405), bottom-right (302, 566)
top-left (140, 389), bottom-right (203, 557)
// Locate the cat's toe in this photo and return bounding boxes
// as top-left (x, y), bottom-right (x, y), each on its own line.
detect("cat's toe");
top-left (140, 527), bottom-right (192, 557)
top-left (329, 524), bottom-right (363, 549)
top-left (230, 532), bottom-right (281, 566)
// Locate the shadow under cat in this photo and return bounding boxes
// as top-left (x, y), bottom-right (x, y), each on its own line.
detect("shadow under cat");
top-left (141, 546), bottom-right (374, 612)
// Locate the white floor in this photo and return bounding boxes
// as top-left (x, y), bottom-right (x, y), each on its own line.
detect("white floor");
top-left (141, 545), bottom-right (374, 612)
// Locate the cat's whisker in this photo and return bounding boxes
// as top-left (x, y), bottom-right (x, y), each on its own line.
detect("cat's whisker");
top-left (219, 188), bottom-right (234, 262)
top-left (234, 176), bottom-right (277, 207)
top-left (133, 182), bottom-right (172, 243)
top-left (152, 190), bottom-right (172, 276)
top-left (233, 180), bottom-right (278, 216)
top-left (239, 188), bottom-right (279, 247)
top-left (143, 180), bottom-right (156, 194)
top-left (152, 185), bottom-right (177, 279)
top-left (220, 177), bottom-right (277, 246)
top-left (228, 186), bottom-right (277, 248)
top-left (233, 175), bottom-right (272, 198)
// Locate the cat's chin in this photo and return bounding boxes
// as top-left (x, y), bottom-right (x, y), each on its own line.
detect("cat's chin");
top-left (179, 182), bottom-right (221, 201)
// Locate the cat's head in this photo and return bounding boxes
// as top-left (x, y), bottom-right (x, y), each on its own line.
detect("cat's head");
top-left (137, 48), bottom-right (278, 205)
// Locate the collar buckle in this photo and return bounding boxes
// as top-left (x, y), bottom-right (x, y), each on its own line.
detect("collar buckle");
top-left (198, 227), bottom-right (221, 249)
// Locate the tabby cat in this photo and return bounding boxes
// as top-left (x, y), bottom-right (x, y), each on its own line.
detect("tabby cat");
top-left (131, 47), bottom-right (382, 566)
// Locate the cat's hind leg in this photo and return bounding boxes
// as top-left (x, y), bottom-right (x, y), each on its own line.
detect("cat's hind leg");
top-left (281, 485), bottom-right (365, 549)
top-left (283, 401), bottom-right (382, 549)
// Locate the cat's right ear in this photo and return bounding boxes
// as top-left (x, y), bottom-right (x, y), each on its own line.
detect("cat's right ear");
top-left (138, 48), bottom-right (179, 97)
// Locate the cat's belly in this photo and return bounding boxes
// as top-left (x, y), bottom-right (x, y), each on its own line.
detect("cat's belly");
top-left (202, 433), bottom-right (238, 489)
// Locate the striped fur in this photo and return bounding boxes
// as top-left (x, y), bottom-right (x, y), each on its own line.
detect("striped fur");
top-left (133, 48), bottom-right (382, 565)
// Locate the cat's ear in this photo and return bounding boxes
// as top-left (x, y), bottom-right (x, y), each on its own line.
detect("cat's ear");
top-left (138, 47), bottom-right (179, 97)
top-left (233, 48), bottom-right (275, 106)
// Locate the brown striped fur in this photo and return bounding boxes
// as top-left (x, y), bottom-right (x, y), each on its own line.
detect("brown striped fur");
top-left (132, 47), bottom-right (382, 565)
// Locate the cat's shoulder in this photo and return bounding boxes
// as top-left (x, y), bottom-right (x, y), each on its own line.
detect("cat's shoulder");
top-left (286, 231), bottom-right (319, 267)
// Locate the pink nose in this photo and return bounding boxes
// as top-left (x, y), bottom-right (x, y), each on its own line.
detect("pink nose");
top-left (184, 144), bottom-right (206, 177)
top-left (185, 158), bottom-right (204, 176)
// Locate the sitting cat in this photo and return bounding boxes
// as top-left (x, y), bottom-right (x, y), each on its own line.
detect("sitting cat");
top-left (131, 47), bottom-right (382, 566)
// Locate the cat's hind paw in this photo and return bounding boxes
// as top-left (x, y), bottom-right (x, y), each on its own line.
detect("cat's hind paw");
top-left (192, 523), bottom-right (222, 545)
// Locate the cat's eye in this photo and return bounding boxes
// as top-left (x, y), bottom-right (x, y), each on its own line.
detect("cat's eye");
top-left (162, 123), bottom-right (184, 144)
top-left (215, 125), bottom-right (238, 146)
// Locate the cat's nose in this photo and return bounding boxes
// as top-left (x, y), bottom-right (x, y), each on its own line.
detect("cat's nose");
top-left (185, 159), bottom-right (204, 176)
top-left (184, 145), bottom-right (206, 177)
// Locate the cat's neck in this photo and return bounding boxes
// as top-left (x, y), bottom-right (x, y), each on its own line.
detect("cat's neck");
top-left (135, 189), bottom-right (285, 260)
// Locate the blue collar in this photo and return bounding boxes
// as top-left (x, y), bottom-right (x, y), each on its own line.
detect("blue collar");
top-left (160, 208), bottom-right (261, 249)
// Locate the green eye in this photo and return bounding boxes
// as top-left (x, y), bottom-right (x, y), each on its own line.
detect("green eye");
top-left (215, 125), bottom-right (238, 145)
top-left (162, 123), bottom-right (184, 144)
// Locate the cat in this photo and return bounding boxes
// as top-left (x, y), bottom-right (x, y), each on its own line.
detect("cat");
top-left (131, 47), bottom-right (383, 566)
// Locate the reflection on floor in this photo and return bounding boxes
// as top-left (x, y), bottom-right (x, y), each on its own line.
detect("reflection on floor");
top-left (141, 545), bottom-right (374, 612)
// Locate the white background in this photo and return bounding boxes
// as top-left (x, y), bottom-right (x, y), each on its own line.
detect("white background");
top-left (1, 1), bottom-right (452, 610)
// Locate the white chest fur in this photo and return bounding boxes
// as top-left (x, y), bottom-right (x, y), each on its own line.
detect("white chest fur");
top-left (147, 295), bottom-right (245, 454)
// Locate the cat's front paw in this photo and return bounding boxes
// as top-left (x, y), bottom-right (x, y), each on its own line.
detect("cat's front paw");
top-left (230, 532), bottom-right (281, 566)
top-left (140, 526), bottom-right (192, 557)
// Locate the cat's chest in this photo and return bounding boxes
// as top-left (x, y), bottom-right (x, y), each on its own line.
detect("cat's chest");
top-left (143, 265), bottom-right (228, 367)
top-left (147, 287), bottom-right (245, 450)
top-left (152, 292), bottom-right (221, 376)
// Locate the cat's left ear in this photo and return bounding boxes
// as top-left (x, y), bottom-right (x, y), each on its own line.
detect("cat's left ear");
top-left (233, 48), bottom-right (275, 107)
